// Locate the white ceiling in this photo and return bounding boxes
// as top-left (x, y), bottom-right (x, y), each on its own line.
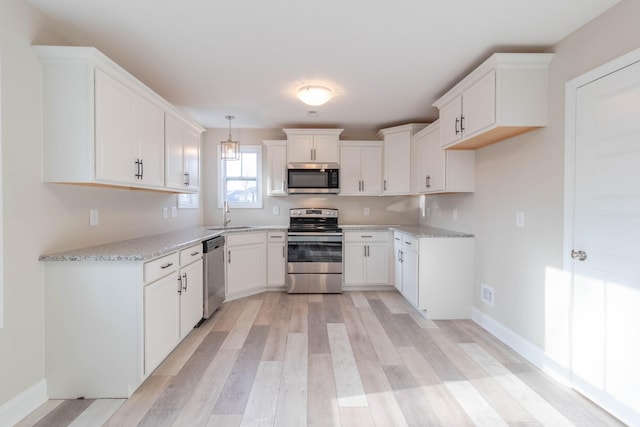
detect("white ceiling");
top-left (27, 0), bottom-right (620, 132)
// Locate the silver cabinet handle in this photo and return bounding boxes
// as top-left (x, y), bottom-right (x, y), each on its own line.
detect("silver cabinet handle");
top-left (383, 180), bottom-right (387, 191)
top-left (460, 115), bottom-right (465, 132)
top-left (161, 262), bottom-right (174, 269)
top-left (190, 251), bottom-right (200, 256)
top-left (426, 175), bottom-right (431, 189)
top-left (455, 117), bottom-right (460, 135)
top-left (177, 275), bottom-right (182, 294)
top-left (571, 250), bottom-right (587, 261)
top-left (182, 273), bottom-right (188, 291)
top-left (228, 250), bottom-right (231, 263)
top-left (184, 171), bottom-right (190, 186)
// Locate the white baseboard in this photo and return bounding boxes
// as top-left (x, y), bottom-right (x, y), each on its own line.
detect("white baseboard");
top-left (0, 379), bottom-right (48, 427)
top-left (471, 307), bottom-right (571, 385)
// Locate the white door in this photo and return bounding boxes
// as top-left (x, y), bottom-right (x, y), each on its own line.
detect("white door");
top-left (179, 259), bottom-right (203, 338)
top-left (571, 58), bottom-right (640, 422)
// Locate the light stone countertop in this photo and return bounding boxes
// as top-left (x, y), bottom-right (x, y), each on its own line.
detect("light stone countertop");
top-left (39, 226), bottom-right (288, 262)
top-left (39, 224), bottom-right (471, 262)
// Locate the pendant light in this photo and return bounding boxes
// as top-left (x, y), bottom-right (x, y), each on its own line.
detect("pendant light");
top-left (220, 115), bottom-right (240, 161)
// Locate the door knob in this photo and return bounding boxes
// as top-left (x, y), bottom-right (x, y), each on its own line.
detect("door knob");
top-left (571, 250), bottom-right (587, 261)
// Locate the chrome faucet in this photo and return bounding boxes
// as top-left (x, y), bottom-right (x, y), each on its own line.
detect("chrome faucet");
top-left (223, 201), bottom-right (231, 228)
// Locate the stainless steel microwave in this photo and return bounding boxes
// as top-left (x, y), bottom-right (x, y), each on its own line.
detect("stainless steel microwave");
top-left (287, 163), bottom-right (340, 194)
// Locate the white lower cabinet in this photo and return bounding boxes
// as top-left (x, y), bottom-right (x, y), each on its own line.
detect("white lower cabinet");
top-left (394, 232), bottom-right (474, 319)
top-left (267, 231), bottom-right (286, 287)
top-left (178, 245), bottom-right (204, 338)
top-left (343, 231), bottom-right (390, 288)
top-left (144, 269), bottom-right (180, 376)
top-left (226, 232), bottom-right (267, 299)
top-left (44, 245), bottom-right (205, 399)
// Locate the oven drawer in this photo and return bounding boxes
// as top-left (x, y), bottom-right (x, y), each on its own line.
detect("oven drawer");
top-left (287, 261), bottom-right (342, 274)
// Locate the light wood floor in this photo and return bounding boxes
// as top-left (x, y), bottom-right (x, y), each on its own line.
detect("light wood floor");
top-left (17, 291), bottom-right (624, 427)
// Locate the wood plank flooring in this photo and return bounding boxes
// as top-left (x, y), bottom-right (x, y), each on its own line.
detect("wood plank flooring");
top-left (17, 291), bottom-right (625, 427)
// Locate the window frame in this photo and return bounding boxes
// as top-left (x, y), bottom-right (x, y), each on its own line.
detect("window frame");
top-left (217, 144), bottom-right (263, 209)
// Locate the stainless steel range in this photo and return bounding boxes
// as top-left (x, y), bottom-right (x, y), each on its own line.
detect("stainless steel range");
top-left (286, 208), bottom-right (343, 293)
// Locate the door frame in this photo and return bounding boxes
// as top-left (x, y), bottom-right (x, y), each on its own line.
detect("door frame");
top-left (563, 47), bottom-right (640, 425)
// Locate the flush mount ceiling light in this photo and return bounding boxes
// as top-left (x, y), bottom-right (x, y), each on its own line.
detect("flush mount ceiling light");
top-left (220, 115), bottom-right (239, 161)
top-left (297, 85), bottom-right (333, 106)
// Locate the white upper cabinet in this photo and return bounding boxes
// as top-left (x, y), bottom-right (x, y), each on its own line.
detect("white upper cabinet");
top-left (378, 123), bottom-right (427, 195)
top-left (339, 141), bottom-right (383, 196)
top-left (411, 121), bottom-right (474, 194)
top-left (34, 45), bottom-right (204, 192)
top-left (165, 113), bottom-right (202, 193)
top-left (433, 53), bottom-right (554, 150)
top-left (263, 140), bottom-right (288, 196)
top-left (283, 129), bottom-right (343, 163)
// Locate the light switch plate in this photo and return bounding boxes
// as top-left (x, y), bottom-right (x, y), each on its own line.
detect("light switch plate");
top-left (273, 206), bottom-right (280, 215)
top-left (516, 211), bottom-right (525, 228)
top-left (171, 206), bottom-right (177, 218)
top-left (89, 209), bottom-right (99, 227)
top-left (163, 207), bottom-right (169, 219)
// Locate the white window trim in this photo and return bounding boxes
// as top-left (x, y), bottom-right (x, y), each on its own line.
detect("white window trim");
top-left (217, 144), bottom-right (263, 209)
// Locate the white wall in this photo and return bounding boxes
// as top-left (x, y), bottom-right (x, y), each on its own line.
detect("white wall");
top-left (422, 0), bottom-right (640, 369)
top-left (201, 128), bottom-right (421, 227)
top-left (0, 0), bottom-right (202, 410)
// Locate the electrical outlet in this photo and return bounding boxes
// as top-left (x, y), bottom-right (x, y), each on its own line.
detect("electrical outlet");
top-left (452, 209), bottom-right (458, 220)
top-left (516, 211), bottom-right (525, 228)
top-left (364, 207), bottom-right (370, 216)
top-left (89, 209), bottom-right (99, 227)
top-left (171, 206), bottom-right (177, 218)
top-left (273, 206), bottom-right (280, 215)
top-left (426, 207), bottom-right (431, 217)
top-left (481, 283), bottom-right (495, 306)
top-left (163, 207), bottom-right (169, 219)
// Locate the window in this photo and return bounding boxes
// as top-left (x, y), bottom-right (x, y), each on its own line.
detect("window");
top-left (218, 145), bottom-right (262, 209)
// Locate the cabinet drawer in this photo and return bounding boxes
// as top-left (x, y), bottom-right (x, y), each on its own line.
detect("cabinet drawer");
top-left (267, 231), bottom-right (286, 241)
top-left (180, 244), bottom-right (203, 266)
top-left (344, 230), bottom-right (388, 242)
top-left (227, 231), bottom-right (267, 247)
top-left (402, 235), bottom-right (418, 250)
top-left (144, 252), bottom-right (179, 284)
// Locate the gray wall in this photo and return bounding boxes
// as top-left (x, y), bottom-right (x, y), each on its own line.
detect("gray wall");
top-left (0, 0), bottom-right (202, 407)
top-left (421, 0), bottom-right (640, 367)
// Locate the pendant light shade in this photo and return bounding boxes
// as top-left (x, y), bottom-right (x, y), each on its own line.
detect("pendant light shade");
top-left (220, 115), bottom-right (239, 161)
top-left (297, 85), bottom-right (333, 106)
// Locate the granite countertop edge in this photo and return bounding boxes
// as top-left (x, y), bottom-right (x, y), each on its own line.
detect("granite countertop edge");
top-left (40, 224), bottom-right (472, 262)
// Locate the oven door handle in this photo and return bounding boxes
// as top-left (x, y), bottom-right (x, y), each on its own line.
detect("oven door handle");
top-left (287, 232), bottom-right (344, 237)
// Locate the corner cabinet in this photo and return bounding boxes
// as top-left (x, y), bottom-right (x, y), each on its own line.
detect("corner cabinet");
top-left (339, 141), bottom-right (383, 196)
top-left (283, 128), bottom-right (343, 163)
top-left (34, 45), bottom-right (204, 192)
top-left (378, 124), bottom-right (428, 195)
top-left (264, 140), bottom-right (288, 196)
top-left (165, 113), bottom-right (202, 193)
top-left (226, 232), bottom-right (267, 300)
top-left (411, 121), bottom-right (475, 194)
top-left (433, 53), bottom-right (554, 150)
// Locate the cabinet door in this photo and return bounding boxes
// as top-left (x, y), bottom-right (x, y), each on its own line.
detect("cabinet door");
top-left (365, 242), bottom-right (389, 285)
top-left (412, 132), bottom-right (429, 193)
top-left (179, 259), bottom-right (203, 338)
top-left (439, 95), bottom-right (463, 148)
top-left (393, 234), bottom-right (403, 292)
top-left (95, 70), bottom-right (137, 184)
top-left (287, 134), bottom-right (314, 163)
top-left (134, 95), bottom-right (165, 187)
top-left (183, 126), bottom-right (201, 191)
top-left (344, 243), bottom-right (366, 285)
top-left (165, 114), bottom-right (185, 189)
top-left (425, 128), bottom-right (446, 193)
top-left (462, 70), bottom-right (496, 137)
top-left (267, 242), bottom-right (286, 286)
top-left (402, 248), bottom-right (419, 307)
top-left (227, 241), bottom-right (266, 297)
top-left (313, 135), bottom-right (339, 163)
top-left (266, 142), bottom-right (287, 196)
top-left (360, 146), bottom-right (383, 195)
top-left (144, 272), bottom-right (180, 375)
top-left (339, 146), bottom-right (362, 195)
top-left (383, 131), bottom-right (411, 194)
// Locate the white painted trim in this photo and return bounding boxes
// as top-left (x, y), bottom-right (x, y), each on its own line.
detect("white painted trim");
top-left (0, 380), bottom-right (48, 427)
top-left (471, 308), bottom-right (571, 385)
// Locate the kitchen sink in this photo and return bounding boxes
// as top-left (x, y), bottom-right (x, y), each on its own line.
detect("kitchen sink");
top-left (205, 226), bottom-right (252, 231)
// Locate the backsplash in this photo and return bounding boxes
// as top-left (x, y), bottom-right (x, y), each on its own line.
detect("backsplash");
top-left (419, 193), bottom-right (475, 233)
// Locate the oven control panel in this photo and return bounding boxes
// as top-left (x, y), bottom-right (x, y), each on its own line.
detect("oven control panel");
top-left (290, 208), bottom-right (338, 218)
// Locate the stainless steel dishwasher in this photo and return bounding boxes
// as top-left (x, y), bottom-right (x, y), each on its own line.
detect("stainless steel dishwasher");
top-left (203, 235), bottom-right (225, 318)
